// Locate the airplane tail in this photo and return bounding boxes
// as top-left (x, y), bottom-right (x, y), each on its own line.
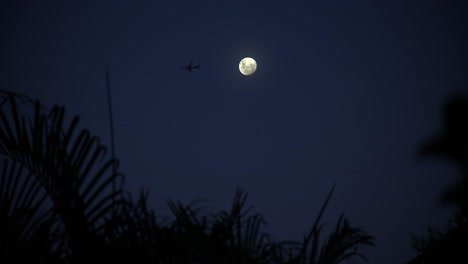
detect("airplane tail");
top-left (194, 64), bottom-right (200, 69)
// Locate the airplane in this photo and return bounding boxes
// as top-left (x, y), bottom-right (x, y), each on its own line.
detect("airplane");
top-left (181, 61), bottom-right (200, 73)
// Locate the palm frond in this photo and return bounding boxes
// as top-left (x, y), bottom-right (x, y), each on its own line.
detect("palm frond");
top-left (210, 188), bottom-right (273, 264)
top-left (0, 92), bottom-right (126, 262)
top-left (0, 158), bottom-right (64, 262)
top-left (273, 184), bottom-right (374, 264)
top-left (317, 214), bottom-right (374, 264)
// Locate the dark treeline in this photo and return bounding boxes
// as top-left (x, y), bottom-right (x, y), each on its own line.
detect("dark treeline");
top-left (0, 89), bottom-right (373, 263)
top-left (1, 89), bottom-right (467, 263)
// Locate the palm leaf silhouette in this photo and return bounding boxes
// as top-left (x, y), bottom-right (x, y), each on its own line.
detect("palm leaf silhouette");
top-left (161, 187), bottom-right (273, 263)
top-left (273, 184), bottom-right (374, 264)
top-left (0, 91), bottom-right (125, 263)
top-left (210, 187), bottom-right (273, 264)
top-left (0, 158), bottom-right (64, 263)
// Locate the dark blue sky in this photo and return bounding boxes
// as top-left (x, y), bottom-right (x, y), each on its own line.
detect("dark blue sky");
top-left (2, 0), bottom-right (468, 263)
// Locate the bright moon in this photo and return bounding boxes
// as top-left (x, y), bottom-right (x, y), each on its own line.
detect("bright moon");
top-left (239, 57), bottom-right (257, 75)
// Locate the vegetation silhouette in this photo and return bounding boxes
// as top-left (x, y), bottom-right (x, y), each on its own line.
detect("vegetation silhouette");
top-left (0, 90), bottom-right (374, 263)
top-left (408, 93), bottom-right (468, 263)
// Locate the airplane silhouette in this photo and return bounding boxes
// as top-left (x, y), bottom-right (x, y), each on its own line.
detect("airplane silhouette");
top-left (181, 61), bottom-right (200, 73)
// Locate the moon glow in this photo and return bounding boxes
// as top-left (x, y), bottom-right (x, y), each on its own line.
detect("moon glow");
top-left (239, 57), bottom-right (257, 75)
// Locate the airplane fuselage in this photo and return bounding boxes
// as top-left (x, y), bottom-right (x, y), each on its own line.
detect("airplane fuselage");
top-left (182, 62), bottom-right (200, 73)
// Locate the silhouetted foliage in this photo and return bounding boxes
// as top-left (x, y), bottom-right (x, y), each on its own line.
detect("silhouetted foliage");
top-left (0, 90), bottom-right (126, 263)
top-left (0, 90), bottom-right (374, 263)
top-left (409, 94), bottom-right (468, 263)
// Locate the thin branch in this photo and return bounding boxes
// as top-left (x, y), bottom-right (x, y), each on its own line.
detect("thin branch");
top-left (105, 68), bottom-right (117, 196)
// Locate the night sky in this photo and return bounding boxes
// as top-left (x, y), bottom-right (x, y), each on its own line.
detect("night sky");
top-left (2, 0), bottom-right (468, 263)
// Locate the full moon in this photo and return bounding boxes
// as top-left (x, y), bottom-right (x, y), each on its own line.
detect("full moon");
top-left (239, 57), bottom-right (257, 75)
